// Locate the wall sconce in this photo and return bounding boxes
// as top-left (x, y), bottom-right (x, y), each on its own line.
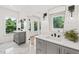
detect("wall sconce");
top-left (68, 5), bottom-right (75, 17)
top-left (43, 13), bottom-right (47, 19)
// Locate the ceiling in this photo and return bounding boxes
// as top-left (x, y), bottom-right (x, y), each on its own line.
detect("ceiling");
top-left (1, 5), bottom-right (57, 14)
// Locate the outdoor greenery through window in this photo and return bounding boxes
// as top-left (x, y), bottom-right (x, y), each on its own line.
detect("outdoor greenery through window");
top-left (34, 21), bottom-right (38, 31)
top-left (6, 18), bottom-right (16, 33)
top-left (53, 16), bottom-right (64, 28)
top-left (39, 21), bottom-right (41, 30)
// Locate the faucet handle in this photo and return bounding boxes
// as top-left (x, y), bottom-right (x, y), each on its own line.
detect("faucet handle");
top-left (51, 34), bottom-right (53, 37)
top-left (58, 35), bottom-right (60, 38)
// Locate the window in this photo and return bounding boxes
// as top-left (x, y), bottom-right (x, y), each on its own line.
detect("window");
top-left (50, 12), bottom-right (65, 29)
top-left (53, 16), bottom-right (64, 28)
top-left (34, 21), bottom-right (38, 31)
top-left (6, 17), bottom-right (16, 33)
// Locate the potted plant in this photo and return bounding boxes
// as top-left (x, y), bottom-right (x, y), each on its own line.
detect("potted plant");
top-left (64, 30), bottom-right (79, 42)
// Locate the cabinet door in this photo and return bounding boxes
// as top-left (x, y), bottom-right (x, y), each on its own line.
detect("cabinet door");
top-left (14, 33), bottom-right (19, 43)
top-left (36, 38), bottom-right (47, 54)
top-left (47, 41), bottom-right (59, 54)
top-left (62, 47), bottom-right (79, 54)
top-left (19, 32), bottom-right (26, 43)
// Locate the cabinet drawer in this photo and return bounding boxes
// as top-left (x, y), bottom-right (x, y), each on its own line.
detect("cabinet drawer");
top-left (36, 39), bottom-right (47, 49)
top-left (36, 38), bottom-right (44, 45)
top-left (47, 41), bottom-right (59, 54)
top-left (62, 47), bottom-right (79, 54)
top-left (36, 48), bottom-right (46, 54)
top-left (36, 38), bottom-right (47, 54)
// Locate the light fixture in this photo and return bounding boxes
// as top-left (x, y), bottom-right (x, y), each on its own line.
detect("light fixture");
top-left (68, 5), bottom-right (75, 17)
top-left (43, 13), bottom-right (47, 19)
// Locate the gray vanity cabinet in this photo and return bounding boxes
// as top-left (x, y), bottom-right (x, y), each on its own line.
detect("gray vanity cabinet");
top-left (36, 38), bottom-right (47, 54)
top-left (61, 47), bottom-right (79, 54)
top-left (47, 41), bottom-right (60, 54)
top-left (36, 38), bottom-right (60, 54)
top-left (14, 31), bottom-right (26, 45)
top-left (36, 38), bottom-right (79, 54)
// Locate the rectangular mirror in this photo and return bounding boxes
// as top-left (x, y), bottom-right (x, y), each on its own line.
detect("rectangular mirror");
top-left (50, 12), bottom-right (65, 29)
top-left (53, 16), bottom-right (64, 28)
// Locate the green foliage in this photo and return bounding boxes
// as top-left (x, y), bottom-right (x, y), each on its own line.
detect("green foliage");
top-left (6, 18), bottom-right (16, 33)
top-left (53, 16), bottom-right (64, 28)
top-left (34, 21), bottom-right (38, 31)
top-left (64, 30), bottom-right (78, 42)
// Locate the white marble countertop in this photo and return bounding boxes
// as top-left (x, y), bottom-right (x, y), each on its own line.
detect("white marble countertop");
top-left (35, 35), bottom-right (79, 51)
top-left (14, 31), bottom-right (26, 32)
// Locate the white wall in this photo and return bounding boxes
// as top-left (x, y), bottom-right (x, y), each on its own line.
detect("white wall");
top-left (64, 6), bottom-right (79, 32)
top-left (39, 6), bottom-right (65, 36)
top-left (42, 5), bottom-right (79, 36)
top-left (41, 15), bottom-right (49, 35)
top-left (0, 7), bottom-right (19, 43)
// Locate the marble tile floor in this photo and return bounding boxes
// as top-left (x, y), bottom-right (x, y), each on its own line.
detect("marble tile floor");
top-left (0, 41), bottom-right (36, 54)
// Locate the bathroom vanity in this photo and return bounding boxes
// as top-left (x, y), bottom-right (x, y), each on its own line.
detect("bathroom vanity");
top-left (36, 35), bottom-right (79, 54)
top-left (13, 31), bottom-right (26, 45)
